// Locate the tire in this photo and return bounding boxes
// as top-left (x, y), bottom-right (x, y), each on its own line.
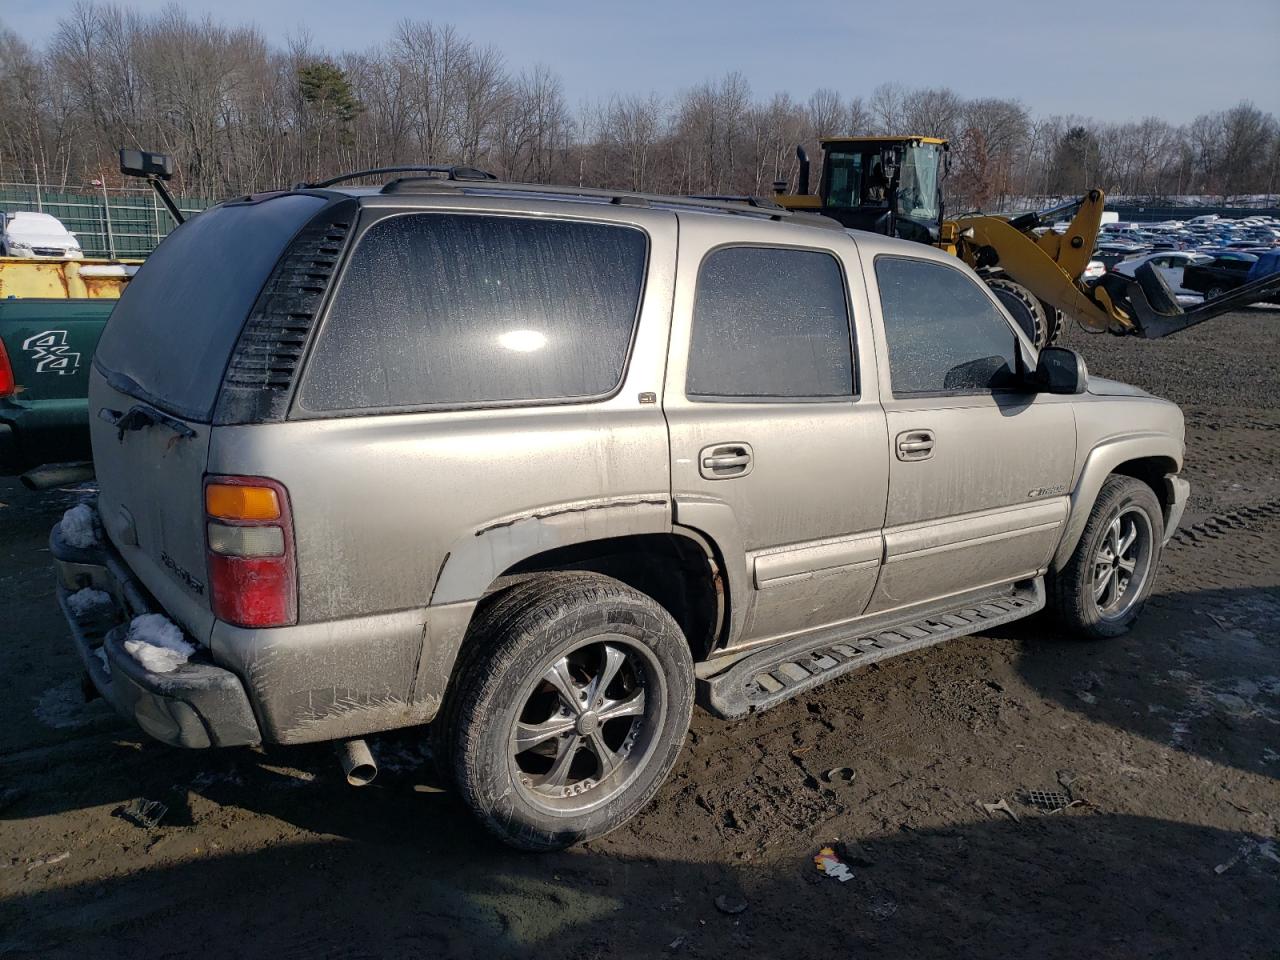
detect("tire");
top-left (987, 277), bottom-right (1049, 348)
top-left (446, 572), bottom-right (694, 851)
top-left (1039, 300), bottom-right (1064, 344)
top-left (1049, 475), bottom-right (1164, 640)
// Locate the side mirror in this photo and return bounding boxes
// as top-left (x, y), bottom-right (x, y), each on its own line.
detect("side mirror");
top-left (1034, 346), bottom-right (1089, 394)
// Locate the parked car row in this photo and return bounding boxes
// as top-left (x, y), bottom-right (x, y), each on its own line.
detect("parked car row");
top-left (1066, 214), bottom-right (1280, 286)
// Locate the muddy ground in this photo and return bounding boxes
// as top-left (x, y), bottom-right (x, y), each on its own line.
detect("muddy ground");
top-left (2, 309), bottom-right (1278, 959)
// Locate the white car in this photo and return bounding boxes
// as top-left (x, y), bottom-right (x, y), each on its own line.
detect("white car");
top-left (1082, 259), bottom-right (1106, 281)
top-left (1, 211), bottom-right (83, 259)
top-left (1111, 250), bottom-right (1212, 299)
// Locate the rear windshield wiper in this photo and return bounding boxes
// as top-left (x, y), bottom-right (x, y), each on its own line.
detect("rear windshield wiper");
top-left (98, 403), bottom-right (197, 444)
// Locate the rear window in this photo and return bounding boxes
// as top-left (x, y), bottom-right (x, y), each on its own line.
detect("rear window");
top-left (297, 213), bottom-right (647, 412)
top-left (94, 194), bottom-right (326, 422)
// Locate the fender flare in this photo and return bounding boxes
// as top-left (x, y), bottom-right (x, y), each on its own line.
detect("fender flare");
top-left (1051, 432), bottom-right (1182, 570)
top-left (429, 497), bottom-right (672, 605)
top-left (672, 497), bottom-right (751, 648)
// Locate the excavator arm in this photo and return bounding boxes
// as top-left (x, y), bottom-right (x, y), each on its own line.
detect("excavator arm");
top-left (953, 189), bottom-right (1280, 339)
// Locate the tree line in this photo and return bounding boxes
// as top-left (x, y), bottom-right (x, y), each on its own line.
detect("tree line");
top-left (2, 3), bottom-right (1278, 211)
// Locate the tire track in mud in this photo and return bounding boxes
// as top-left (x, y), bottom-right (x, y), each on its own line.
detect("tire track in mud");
top-left (1167, 499), bottom-right (1280, 548)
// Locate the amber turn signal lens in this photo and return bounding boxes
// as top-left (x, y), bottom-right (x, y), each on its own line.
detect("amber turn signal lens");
top-left (205, 483), bottom-right (281, 521)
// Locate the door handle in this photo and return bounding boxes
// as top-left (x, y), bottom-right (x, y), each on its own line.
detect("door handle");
top-left (896, 429), bottom-right (935, 462)
top-left (699, 443), bottom-right (753, 479)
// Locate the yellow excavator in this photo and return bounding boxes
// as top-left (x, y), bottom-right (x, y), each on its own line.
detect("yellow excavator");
top-left (773, 136), bottom-right (1280, 347)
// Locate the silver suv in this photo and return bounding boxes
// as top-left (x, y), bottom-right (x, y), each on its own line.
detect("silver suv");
top-left (51, 174), bottom-right (1189, 849)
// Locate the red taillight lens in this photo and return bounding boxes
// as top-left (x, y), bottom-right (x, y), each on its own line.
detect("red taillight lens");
top-left (204, 476), bottom-right (296, 628)
top-left (208, 554), bottom-right (296, 627)
top-left (0, 339), bottom-right (14, 398)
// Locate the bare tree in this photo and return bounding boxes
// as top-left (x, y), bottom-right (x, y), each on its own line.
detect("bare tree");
top-left (2, 6), bottom-right (1276, 210)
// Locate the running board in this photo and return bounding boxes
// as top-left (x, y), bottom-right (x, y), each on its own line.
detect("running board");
top-left (699, 580), bottom-right (1045, 719)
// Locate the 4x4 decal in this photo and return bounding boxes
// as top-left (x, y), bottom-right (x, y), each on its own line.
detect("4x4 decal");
top-left (22, 330), bottom-right (82, 375)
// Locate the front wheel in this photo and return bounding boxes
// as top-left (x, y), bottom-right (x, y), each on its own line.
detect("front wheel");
top-left (446, 572), bottom-right (694, 851)
top-left (1049, 475), bottom-right (1165, 639)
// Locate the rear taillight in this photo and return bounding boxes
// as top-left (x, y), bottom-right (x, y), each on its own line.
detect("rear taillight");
top-left (0, 340), bottom-right (14, 398)
top-left (204, 475), bottom-right (297, 628)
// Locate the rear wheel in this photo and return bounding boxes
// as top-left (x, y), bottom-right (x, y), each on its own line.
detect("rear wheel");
top-left (1049, 475), bottom-right (1164, 639)
top-left (446, 572), bottom-right (694, 851)
top-left (987, 277), bottom-right (1049, 348)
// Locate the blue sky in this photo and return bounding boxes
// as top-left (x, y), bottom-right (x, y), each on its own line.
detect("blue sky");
top-left (7, 0), bottom-right (1279, 123)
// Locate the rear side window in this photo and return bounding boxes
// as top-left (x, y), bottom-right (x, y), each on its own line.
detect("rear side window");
top-left (686, 246), bottom-right (853, 400)
top-left (875, 256), bottom-right (1020, 395)
top-left (298, 214), bottom-right (647, 412)
top-left (94, 194), bottom-right (326, 422)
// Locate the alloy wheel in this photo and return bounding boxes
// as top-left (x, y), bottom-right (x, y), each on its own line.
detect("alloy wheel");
top-left (508, 636), bottom-right (665, 814)
top-left (1091, 507), bottom-right (1154, 621)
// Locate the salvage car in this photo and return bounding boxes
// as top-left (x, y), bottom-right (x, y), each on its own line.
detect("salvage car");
top-left (1110, 251), bottom-right (1211, 299)
top-left (1182, 252), bottom-right (1259, 299)
top-left (51, 172), bottom-right (1189, 850)
top-left (1, 211), bottom-right (83, 259)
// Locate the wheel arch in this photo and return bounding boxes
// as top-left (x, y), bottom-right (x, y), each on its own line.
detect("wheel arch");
top-left (488, 532), bottom-right (726, 663)
top-left (1052, 434), bottom-right (1182, 571)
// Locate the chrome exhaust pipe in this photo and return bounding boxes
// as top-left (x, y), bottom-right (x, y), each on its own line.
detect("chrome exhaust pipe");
top-left (20, 462), bottom-right (95, 491)
top-left (335, 738), bottom-right (377, 786)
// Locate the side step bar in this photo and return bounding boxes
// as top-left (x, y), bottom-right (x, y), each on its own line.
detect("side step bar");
top-left (699, 580), bottom-right (1044, 719)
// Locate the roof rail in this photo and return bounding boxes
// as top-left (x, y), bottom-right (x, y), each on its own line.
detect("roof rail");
top-left (297, 165), bottom-right (497, 190)
top-left (688, 194), bottom-right (785, 210)
top-left (378, 178), bottom-right (844, 228)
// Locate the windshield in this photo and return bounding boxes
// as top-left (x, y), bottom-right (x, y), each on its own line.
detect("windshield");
top-left (896, 143), bottom-right (942, 223)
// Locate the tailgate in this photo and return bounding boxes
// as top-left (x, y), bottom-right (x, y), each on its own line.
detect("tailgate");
top-left (83, 192), bottom-right (329, 641)
top-left (0, 298), bottom-right (113, 401)
top-left (90, 370), bottom-right (215, 642)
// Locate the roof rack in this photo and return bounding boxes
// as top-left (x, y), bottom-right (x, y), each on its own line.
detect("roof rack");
top-left (378, 177), bottom-right (843, 228)
top-left (688, 194), bottom-right (785, 210)
top-left (297, 165), bottom-right (497, 190)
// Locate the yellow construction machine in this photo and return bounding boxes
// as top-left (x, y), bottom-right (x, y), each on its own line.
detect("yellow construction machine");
top-left (774, 136), bottom-right (1280, 346)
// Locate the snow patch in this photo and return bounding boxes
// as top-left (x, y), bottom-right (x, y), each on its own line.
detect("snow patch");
top-left (67, 587), bottom-right (112, 618)
top-left (123, 614), bottom-right (195, 674)
top-left (33, 679), bottom-right (94, 729)
top-left (59, 504), bottom-right (98, 549)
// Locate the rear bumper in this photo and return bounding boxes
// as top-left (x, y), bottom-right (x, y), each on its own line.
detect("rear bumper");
top-left (50, 522), bottom-right (261, 749)
top-left (0, 422), bottom-right (16, 474)
top-left (51, 503), bottom-right (478, 748)
top-left (0, 398), bottom-right (91, 475)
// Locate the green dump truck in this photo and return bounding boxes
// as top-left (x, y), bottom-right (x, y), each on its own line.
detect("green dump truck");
top-left (1, 257), bottom-right (136, 486)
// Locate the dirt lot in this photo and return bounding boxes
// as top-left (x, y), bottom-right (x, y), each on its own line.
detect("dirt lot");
top-left (2, 309), bottom-right (1278, 959)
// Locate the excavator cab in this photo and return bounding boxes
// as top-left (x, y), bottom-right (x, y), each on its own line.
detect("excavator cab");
top-left (805, 137), bottom-right (948, 244)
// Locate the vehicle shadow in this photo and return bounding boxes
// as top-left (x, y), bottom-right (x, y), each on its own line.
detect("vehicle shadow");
top-left (1, 807), bottom-right (1274, 959)
top-left (1009, 584), bottom-right (1280, 781)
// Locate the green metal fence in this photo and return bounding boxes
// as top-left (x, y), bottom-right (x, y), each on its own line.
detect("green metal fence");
top-left (0, 183), bottom-right (210, 259)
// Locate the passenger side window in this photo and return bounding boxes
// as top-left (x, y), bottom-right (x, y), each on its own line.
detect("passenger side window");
top-left (686, 246), bottom-right (854, 400)
top-left (298, 213), bottom-right (647, 411)
top-left (875, 257), bottom-right (1020, 396)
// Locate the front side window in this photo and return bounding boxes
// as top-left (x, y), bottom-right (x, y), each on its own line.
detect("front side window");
top-left (875, 256), bottom-right (1020, 396)
top-left (686, 246), bottom-right (854, 400)
top-left (824, 152), bottom-right (863, 208)
top-left (298, 213), bottom-right (647, 412)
